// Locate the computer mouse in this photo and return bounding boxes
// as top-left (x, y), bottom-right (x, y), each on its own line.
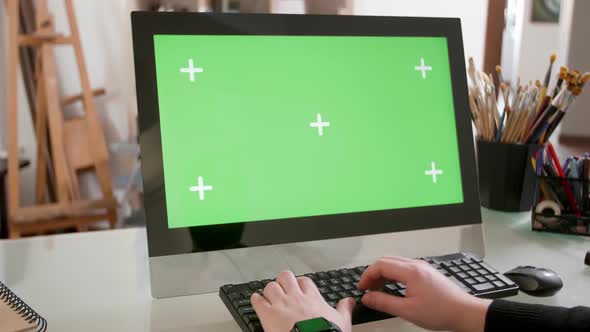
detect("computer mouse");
top-left (504, 266), bottom-right (563, 297)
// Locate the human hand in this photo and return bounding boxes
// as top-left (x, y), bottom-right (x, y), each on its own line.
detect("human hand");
top-left (358, 257), bottom-right (491, 332)
top-left (251, 271), bottom-right (355, 332)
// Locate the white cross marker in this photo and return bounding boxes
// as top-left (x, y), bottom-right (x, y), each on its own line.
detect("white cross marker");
top-left (415, 58), bottom-right (432, 79)
top-left (310, 114), bottom-right (331, 136)
top-left (425, 162), bottom-right (443, 183)
top-left (189, 176), bottom-right (213, 201)
top-left (180, 59), bottom-right (204, 82)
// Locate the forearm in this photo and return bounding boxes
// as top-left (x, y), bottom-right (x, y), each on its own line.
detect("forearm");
top-left (484, 299), bottom-right (590, 332)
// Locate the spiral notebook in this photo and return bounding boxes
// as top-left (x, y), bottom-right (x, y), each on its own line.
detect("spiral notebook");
top-left (0, 281), bottom-right (47, 332)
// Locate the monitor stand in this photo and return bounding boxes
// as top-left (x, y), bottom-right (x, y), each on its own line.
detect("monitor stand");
top-left (149, 223), bottom-right (484, 298)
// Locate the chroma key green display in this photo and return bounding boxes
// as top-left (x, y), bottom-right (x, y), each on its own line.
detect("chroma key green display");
top-left (153, 35), bottom-right (464, 228)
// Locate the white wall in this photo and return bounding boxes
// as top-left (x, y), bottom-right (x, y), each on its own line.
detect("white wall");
top-left (511, 0), bottom-right (562, 84)
top-left (48, 0), bottom-right (138, 144)
top-left (0, 3), bottom-right (37, 206)
top-left (353, 0), bottom-right (488, 70)
top-left (559, 0), bottom-right (590, 137)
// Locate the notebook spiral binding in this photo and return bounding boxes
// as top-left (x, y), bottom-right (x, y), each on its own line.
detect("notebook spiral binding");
top-left (0, 281), bottom-right (47, 332)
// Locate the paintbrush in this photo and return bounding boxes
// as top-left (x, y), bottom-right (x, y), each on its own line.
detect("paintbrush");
top-left (543, 53), bottom-right (557, 88)
top-left (495, 83), bottom-right (510, 141)
top-left (542, 72), bottom-right (590, 142)
top-left (532, 54), bottom-right (557, 124)
top-left (525, 84), bottom-right (566, 143)
top-left (552, 66), bottom-right (568, 98)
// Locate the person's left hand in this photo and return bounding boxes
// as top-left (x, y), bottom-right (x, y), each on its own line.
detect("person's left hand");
top-left (251, 271), bottom-right (355, 332)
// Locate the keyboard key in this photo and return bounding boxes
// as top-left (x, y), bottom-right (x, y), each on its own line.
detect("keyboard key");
top-left (317, 280), bottom-right (329, 287)
top-left (318, 287), bottom-right (329, 294)
top-left (473, 282), bottom-right (494, 292)
top-left (449, 266), bottom-right (461, 273)
top-left (351, 274), bottom-right (361, 282)
top-left (396, 282), bottom-right (406, 289)
top-left (497, 274), bottom-right (516, 286)
top-left (326, 293), bottom-right (339, 301)
top-left (469, 263), bottom-right (480, 270)
top-left (350, 289), bottom-right (364, 297)
top-left (449, 276), bottom-right (470, 292)
top-left (398, 289), bottom-right (406, 297)
top-left (341, 276), bottom-right (352, 283)
top-left (339, 268), bottom-right (351, 275)
top-left (480, 262), bottom-right (498, 274)
top-left (457, 272), bottom-right (468, 279)
top-left (222, 285), bottom-right (236, 293)
top-left (475, 276), bottom-right (486, 283)
top-left (460, 265), bottom-right (471, 271)
top-left (339, 291), bottom-right (351, 298)
top-left (384, 284), bottom-right (398, 293)
top-left (464, 278), bottom-right (476, 285)
top-left (327, 301), bottom-right (337, 308)
top-left (477, 269), bottom-right (488, 275)
top-left (241, 289), bottom-right (253, 298)
top-left (329, 285), bottom-right (342, 292)
top-left (328, 271), bottom-right (340, 278)
top-left (354, 266), bottom-right (367, 274)
top-left (342, 283), bottom-right (354, 290)
top-left (238, 306), bottom-right (255, 315)
top-left (227, 293), bottom-right (242, 301)
top-left (248, 281), bottom-right (263, 290)
top-left (493, 280), bottom-right (505, 288)
top-left (317, 272), bottom-right (329, 280)
top-left (462, 258), bottom-right (475, 265)
top-left (467, 271), bottom-right (479, 277)
top-left (304, 273), bottom-right (316, 280)
top-left (243, 313), bottom-right (259, 324)
top-left (329, 278), bottom-right (340, 285)
top-left (233, 299), bottom-right (251, 308)
top-left (248, 321), bottom-right (263, 332)
top-left (441, 261), bottom-right (454, 268)
top-left (485, 275), bottom-right (497, 282)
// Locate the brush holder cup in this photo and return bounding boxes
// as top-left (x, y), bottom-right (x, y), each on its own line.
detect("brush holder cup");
top-left (476, 139), bottom-right (542, 212)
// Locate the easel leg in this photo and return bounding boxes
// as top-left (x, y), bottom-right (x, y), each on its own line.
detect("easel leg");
top-left (107, 209), bottom-right (118, 229)
top-left (34, 61), bottom-right (49, 204)
top-left (6, 0), bottom-right (21, 218)
top-left (8, 224), bottom-right (21, 239)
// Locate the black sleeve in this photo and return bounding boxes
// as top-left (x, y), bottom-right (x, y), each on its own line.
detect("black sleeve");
top-left (485, 299), bottom-right (590, 332)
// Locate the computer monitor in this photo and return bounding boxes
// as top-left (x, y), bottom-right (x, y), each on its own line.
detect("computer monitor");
top-left (131, 13), bottom-right (483, 298)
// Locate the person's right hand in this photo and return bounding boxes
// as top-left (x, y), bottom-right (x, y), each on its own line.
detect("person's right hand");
top-left (358, 257), bottom-right (492, 332)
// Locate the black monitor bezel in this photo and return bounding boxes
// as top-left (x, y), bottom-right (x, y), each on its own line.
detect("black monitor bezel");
top-left (131, 12), bottom-right (481, 258)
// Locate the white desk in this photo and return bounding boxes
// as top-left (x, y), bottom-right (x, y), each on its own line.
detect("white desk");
top-left (1, 209), bottom-right (589, 332)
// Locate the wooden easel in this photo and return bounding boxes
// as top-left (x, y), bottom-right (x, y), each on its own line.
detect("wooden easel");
top-left (5, 0), bottom-right (117, 238)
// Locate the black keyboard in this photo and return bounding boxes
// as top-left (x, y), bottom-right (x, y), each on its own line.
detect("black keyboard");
top-left (219, 252), bottom-right (518, 332)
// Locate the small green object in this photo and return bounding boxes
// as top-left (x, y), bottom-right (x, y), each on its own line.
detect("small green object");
top-left (292, 317), bottom-right (341, 332)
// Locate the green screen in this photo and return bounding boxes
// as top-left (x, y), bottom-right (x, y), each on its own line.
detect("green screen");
top-left (153, 35), bottom-right (463, 229)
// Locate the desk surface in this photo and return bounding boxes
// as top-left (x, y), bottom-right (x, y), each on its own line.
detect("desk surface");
top-left (1, 209), bottom-right (589, 332)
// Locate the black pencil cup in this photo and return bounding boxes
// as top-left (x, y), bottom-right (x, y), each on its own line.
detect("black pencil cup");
top-left (531, 175), bottom-right (590, 236)
top-left (476, 139), bottom-right (541, 212)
